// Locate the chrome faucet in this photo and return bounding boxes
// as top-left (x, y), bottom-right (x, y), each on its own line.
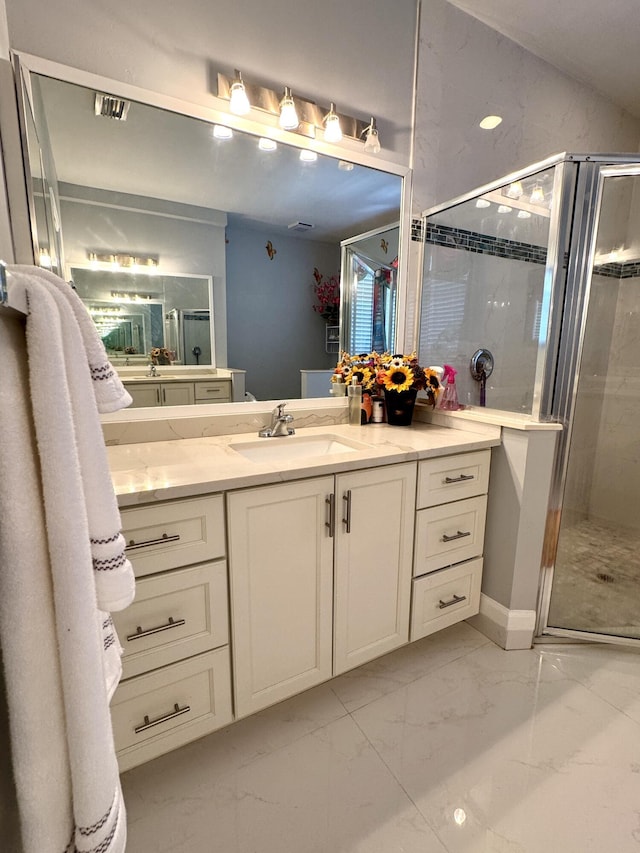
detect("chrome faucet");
top-left (147, 363), bottom-right (158, 377)
top-left (258, 403), bottom-right (295, 438)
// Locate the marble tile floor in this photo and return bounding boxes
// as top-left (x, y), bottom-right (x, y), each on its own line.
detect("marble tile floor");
top-left (548, 517), bottom-right (640, 638)
top-left (122, 622), bottom-right (640, 852)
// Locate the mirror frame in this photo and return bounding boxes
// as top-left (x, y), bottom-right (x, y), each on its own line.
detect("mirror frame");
top-left (13, 50), bottom-right (414, 405)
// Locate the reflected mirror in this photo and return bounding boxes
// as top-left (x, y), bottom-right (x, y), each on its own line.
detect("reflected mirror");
top-left (17, 62), bottom-right (404, 404)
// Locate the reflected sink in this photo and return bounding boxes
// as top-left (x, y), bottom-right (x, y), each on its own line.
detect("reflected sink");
top-left (230, 434), bottom-right (367, 463)
top-left (128, 374), bottom-right (176, 380)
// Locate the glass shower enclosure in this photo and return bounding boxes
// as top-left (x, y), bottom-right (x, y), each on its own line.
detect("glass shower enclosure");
top-left (416, 153), bottom-right (640, 647)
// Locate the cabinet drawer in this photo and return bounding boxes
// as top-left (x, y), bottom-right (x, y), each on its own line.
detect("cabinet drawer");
top-left (417, 449), bottom-right (490, 508)
top-left (113, 562), bottom-right (229, 679)
top-left (194, 380), bottom-right (231, 402)
top-left (414, 494), bottom-right (487, 576)
top-left (121, 495), bottom-right (225, 577)
top-left (410, 558), bottom-right (482, 641)
top-left (112, 647), bottom-right (233, 772)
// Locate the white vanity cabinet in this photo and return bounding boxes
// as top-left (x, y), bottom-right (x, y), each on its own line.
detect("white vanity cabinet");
top-left (123, 378), bottom-right (231, 408)
top-left (111, 495), bottom-right (233, 771)
top-left (227, 462), bottom-right (416, 718)
top-left (410, 449), bottom-right (490, 641)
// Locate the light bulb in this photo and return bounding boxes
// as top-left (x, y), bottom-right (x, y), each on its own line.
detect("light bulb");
top-left (258, 137), bottom-right (277, 151)
top-left (475, 199), bottom-right (490, 208)
top-left (530, 185), bottom-right (545, 204)
top-left (279, 87), bottom-right (299, 130)
top-left (479, 115), bottom-right (502, 130)
top-left (363, 122), bottom-right (380, 154)
top-left (323, 103), bottom-right (342, 143)
top-left (213, 124), bottom-right (233, 139)
top-left (299, 149), bottom-right (317, 162)
top-left (229, 72), bottom-right (250, 115)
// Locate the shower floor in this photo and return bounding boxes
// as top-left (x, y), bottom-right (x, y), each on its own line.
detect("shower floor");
top-left (548, 516), bottom-right (640, 638)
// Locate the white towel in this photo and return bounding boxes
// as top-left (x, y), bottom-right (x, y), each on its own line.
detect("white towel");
top-left (0, 266), bottom-right (134, 853)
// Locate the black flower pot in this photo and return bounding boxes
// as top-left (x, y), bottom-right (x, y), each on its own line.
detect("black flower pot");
top-left (384, 388), bottom-right (418, 426)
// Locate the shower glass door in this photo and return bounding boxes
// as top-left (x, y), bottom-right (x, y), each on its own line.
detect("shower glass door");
top-left (547, 169), bottom-right (640, 641)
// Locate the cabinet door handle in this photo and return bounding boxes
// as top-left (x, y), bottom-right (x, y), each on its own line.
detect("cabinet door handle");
top-left (162, 386), bottom-right (166, 403)
top-left (156, 388), bottom-right (161, 404)
top-left (325, 494), bottom-right (336, 537)
top-left (438, 594), bottom-right (466, 609)
top-left (342, 490), bottom-right (352, 533)
top-left (441, 530), bottom-right (471, 543)
top-left (126, 532), bottom-right (181, 551)
top-left (444, 473), bottom-right (474, 484)
top-left (134, 702), bottom-right (191, 734)
top-left (126, 616), bottom-right (186, 642)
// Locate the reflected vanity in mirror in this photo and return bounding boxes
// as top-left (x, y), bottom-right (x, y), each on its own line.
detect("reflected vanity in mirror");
top-left (16, 55), bottom-right (408, 406)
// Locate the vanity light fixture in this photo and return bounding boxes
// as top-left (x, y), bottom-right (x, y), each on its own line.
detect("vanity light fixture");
top-left (497, 204), bottom-right (512, 213)
top-left (299, 149), bottom-right (318, 162)
top-left (475, 198), bottom-right (491, 208)
top-left (529, 185), bottom-right (545, 204)
top-left (229, 70), bottom-right (251, 115)
top-left (323, 103), bottom-right (342, 143)
top-left (88, 251), bottom-right (159, 273)
top-left (506, 180), bottom-right (524, 199)
top-left (258, 137), bottom-right (277, 151)
top-left (279, 87), bottom-right (299, 130)
top-left (479, 115), bottom-right (502, 130)
top-left (517, 209), bottom-right (532, 219)
top-left (213, 124), bottom-right (233, 139)
top-left (361, 117), bottom-right (381, 154)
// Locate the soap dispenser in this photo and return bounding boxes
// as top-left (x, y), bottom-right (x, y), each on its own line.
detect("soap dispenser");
top-left (348, 378), bottom-right (362, 425)
top-left (438, 364), bottom-right (461, 410)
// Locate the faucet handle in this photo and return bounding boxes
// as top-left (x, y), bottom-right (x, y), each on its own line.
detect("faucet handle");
top-left (274, 402), bottom-right (286, 417)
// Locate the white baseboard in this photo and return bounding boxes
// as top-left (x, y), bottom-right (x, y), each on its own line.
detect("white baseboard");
top-left (467, 594), bottom-right (536, 650)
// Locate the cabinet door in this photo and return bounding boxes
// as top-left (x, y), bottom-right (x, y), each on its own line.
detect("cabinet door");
top-left (161, 382), bottom-right (195, 406)
top-left (334, 462), bottom-right (416, 675)
top-left (124, 383), bottom-right (161, 408)
top-left (228, 477), bottom-right (334, 717)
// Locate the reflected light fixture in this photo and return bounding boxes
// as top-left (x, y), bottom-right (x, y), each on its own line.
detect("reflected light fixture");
top-left (229, 70), bottom-right (250, 115)
top-left (338, 160), bottom-right (354, 171)
top-left (517, 209), bottom-right (532, 219)
top-left (279, 87), bottom-right (299, 130)
top-left (479, 115), bottom-right (502, 130)
top-left (475, 198), bottom-right (491, 208)
top-left (87, 251), bottom-right (159, 273)
top-left (213, 124), bottom-right (233, 139)
top-left (38, 248), bottom-right (52, 268)
top-left (497, 204), bottom-right (512, 213)
top-left (299, 149), bottom-right (317, 162)
top-left (506, 180), bottom-right (524, 199)
top-left (530, 185), bottom-right (545, 204)
top-left (323, 103), bottom-right (342, 143)
top-left (258, 137), bottom-right (277, 151)
top-left (362, 117), bottom-right (381, 154)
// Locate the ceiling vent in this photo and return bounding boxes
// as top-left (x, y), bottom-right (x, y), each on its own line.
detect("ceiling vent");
top-left (288, 221), bottom-right (314, 232)
top-left (94, 92), bottom-right (131, 121)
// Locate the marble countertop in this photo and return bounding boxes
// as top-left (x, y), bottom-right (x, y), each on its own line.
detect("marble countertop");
top-left (109, 422), bottom-right (501, 506)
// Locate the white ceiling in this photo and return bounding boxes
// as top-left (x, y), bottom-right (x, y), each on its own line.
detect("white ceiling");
top-left (445, 0), bottom-right (640, 118)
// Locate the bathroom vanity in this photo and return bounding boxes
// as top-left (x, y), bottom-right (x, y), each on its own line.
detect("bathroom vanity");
top-left (107, 421), bottom-right (499, 771)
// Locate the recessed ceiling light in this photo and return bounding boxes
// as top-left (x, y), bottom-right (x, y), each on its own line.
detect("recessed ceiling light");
top-left (479, 115), bottom-right (503, 130)
top-left (258, 137), bottom-right (277, 151)
top-left (213, 124), bottom-right (233, 139)
top-left (476, 198), bottom-right (491, 208)
top-left (299, 149), bottom-right (318, 162)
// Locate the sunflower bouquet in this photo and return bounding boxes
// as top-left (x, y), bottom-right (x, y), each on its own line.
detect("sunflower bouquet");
top-left (332, 351), bottom-right (441, 407)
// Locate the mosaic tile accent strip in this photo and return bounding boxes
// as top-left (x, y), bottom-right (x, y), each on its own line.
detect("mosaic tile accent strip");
top-left (593, 260), bottom-right (640, 279)
top-left (411, 218), bottom-right (424, 242)
top-left (426, 222), bottom-right (548, 265)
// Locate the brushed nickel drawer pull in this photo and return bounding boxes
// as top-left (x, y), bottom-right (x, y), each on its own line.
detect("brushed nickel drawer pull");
top-left (441, 530), bottom-right (471, 542)
top-left (325, 494), bottom-right (336, 537)
top-left (342, 490), bottom-right (352, 534)
top-left (126, 532), bottom-right (180, 551)
top-left (134, 702), bottom-right (191, 734)
top-left (126, 616), bottom-right (186, 642)
top-left (444, 473), bottom-right (474, 484)
top-left (438, 594), bottom-right (466, 609)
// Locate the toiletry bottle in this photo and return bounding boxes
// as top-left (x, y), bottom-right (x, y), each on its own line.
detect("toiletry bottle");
top-left (371, 394), bottom-right (385, 423)
top-left (361, 391), bottom-right (372, 424)
top-left (348, 378), bottom-right (362, 425)
top-left (438, 364), bottom-right (461, 410)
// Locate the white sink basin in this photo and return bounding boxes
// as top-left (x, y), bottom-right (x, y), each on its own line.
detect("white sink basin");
top-left (230, 434), bottom-right (367, 463)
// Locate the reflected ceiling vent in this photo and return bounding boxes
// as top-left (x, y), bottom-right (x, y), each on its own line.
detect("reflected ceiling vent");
top-left (94, 92), bottom-right (131, 121)
top-left (288, 221), bottom-right (314, 232)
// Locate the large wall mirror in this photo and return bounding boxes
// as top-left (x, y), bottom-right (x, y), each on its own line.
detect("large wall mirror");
top-left (16, 55), bottom-right (408, 404)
